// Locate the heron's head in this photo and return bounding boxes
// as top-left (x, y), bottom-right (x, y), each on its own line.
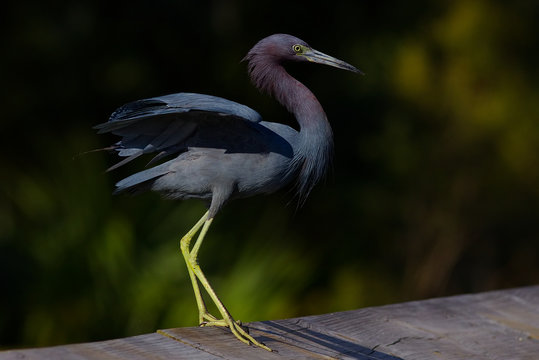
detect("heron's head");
top-left (243, 34), bottom-right (362, 74)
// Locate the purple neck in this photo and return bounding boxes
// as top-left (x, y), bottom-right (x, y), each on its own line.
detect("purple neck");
top-left (250, 59), bottom-right (325, 126)
top-left (246, 57), bottom-right (334, 202)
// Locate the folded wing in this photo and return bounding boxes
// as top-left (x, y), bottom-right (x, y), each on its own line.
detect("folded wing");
top-left (94, 92), bottom-right (263, 171)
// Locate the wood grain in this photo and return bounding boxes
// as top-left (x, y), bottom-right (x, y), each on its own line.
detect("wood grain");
top-left (2, 286), bottom-right (538, 359)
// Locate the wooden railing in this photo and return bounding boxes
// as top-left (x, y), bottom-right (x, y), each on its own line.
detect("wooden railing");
top-left (1, 285), bottom-right (538, 359)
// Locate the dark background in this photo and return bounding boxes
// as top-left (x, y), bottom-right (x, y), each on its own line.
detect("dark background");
top-left (2, 0), bottom-right (538, 349)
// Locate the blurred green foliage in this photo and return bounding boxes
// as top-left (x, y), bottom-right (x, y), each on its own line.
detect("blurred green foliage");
top-left (1, 0), bottom-right (538, 349)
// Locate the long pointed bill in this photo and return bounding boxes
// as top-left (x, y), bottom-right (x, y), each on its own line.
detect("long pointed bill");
top-left (304, 49), bottom-right (364, 75)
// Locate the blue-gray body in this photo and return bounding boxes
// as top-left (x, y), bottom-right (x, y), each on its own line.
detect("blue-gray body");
top-left (95, 34), bottom-right (360, 218)
top-left (95, 91), bottom-right (314, 218)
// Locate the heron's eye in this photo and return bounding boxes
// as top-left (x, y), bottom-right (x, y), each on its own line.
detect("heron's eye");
top-left (292, 44), bottom-right (302, 53)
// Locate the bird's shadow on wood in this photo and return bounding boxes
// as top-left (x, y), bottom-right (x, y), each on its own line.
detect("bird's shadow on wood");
top-left (252, 321), bottom-right (403, 360)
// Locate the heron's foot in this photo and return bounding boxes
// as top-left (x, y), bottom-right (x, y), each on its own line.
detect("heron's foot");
top-left (200, 313), bottom-right (243, 328)
top-left (199, 315), bottom-right (271, 351)
top-left (200, 311), bottom-right (219, 324)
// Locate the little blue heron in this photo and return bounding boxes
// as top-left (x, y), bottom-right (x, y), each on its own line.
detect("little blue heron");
top-left (95, 34), bottom-right (360, 351)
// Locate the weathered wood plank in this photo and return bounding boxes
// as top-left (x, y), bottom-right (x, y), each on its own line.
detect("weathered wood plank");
top-left (0, 333), bottom-right (215, 360)
top-left (286, 286), bottom-right (539, 360)
top-left (1, 286), bottom-right (538, 359)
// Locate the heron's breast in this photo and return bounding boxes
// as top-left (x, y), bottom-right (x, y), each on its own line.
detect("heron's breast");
top-left (233, 150), bottom-right (295, 196)
top-left (160, 148), bottom-right (293, 198)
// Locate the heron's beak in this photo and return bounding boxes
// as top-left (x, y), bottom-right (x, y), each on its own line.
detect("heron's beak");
top-left (303, 49), bottom-right (364, 75)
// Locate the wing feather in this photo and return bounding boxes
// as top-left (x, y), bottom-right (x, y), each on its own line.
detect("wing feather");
top-left (95, 92), bottom-right (262, 134)
top-left (94, 92), bottom-right (263, 172)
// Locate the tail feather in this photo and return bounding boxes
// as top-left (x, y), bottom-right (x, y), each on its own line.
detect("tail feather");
top-left (114, 160), bottom-right (173, 194)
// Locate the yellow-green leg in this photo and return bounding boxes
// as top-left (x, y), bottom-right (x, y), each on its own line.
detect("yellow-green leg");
top-left (180, 212), bottom-right (272, 352)
top-left (179, 211), bottom-right (216, 324)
